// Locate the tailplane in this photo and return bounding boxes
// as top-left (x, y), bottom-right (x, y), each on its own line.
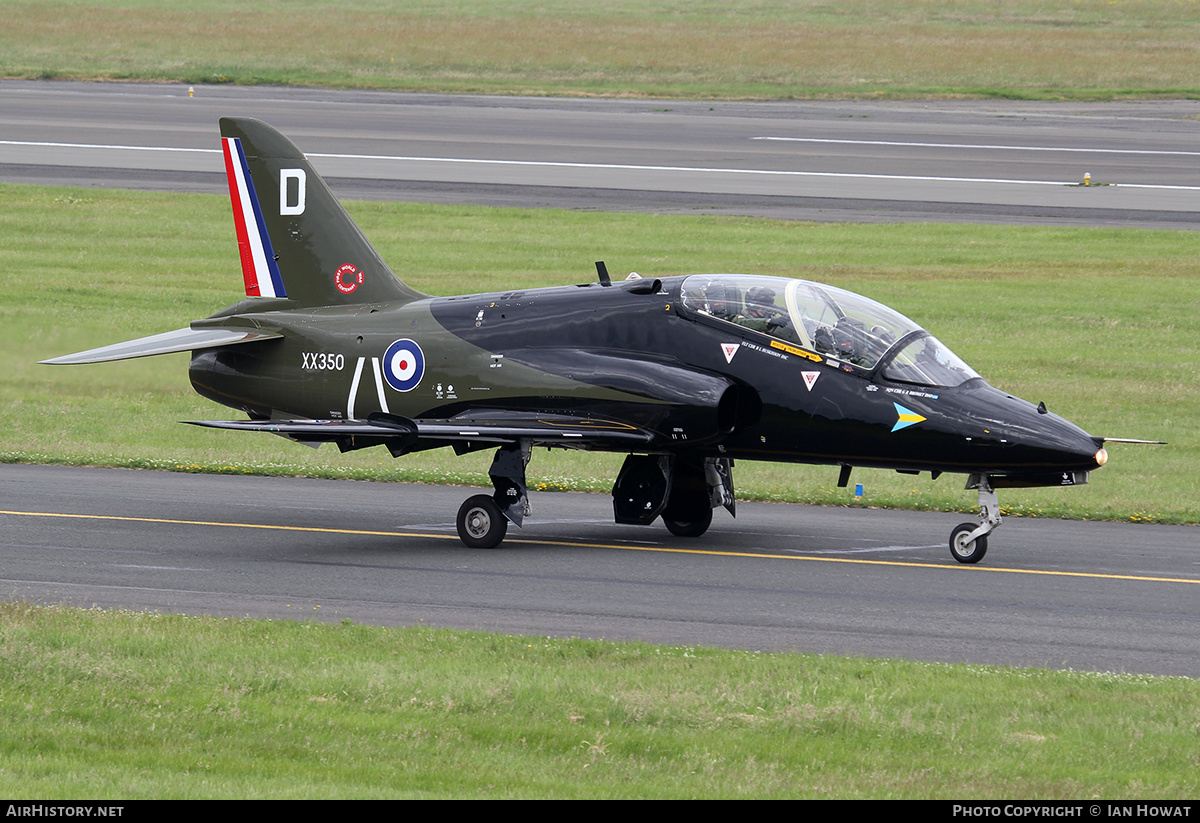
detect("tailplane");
top-left (220, 117), bottom-right (426, 308)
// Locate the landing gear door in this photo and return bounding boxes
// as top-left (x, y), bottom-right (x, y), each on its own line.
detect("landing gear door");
top-left (612, 454), bottom-right (673, 525)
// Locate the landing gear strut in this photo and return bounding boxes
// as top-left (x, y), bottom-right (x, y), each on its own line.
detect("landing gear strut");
top-left (949, 474), bottom-right (1001, 564)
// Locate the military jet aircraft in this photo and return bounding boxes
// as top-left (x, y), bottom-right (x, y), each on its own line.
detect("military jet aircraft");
top-left (44, 117), bottom-right (1121, 563)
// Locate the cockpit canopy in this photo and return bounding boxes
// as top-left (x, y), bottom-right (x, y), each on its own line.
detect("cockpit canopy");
top-left (680, 274), bottom-right (980, 388)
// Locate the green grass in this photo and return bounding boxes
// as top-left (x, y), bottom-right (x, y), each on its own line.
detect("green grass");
top-left (3, 0), bottom-right (1200, 100)
top-left (3, 184), bottom-right (1196, 523)
top-left (1, 602), bottom-right (1197, 799)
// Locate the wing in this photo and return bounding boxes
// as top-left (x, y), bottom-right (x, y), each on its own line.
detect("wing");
top-left (187, 410), bottom-right (656, 453)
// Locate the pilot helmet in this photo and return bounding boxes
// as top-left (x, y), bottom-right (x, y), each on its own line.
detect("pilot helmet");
top-left (746, 286), bottom-right (776, 306)
top-left (744, 286), bottom-right (776, 317)
top-left (705, 282), bottom-right (732, 318)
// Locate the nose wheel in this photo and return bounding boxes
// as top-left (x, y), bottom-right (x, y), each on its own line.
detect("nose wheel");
top-left (949, 522), bottom-right (988, 564)
top-left (950, 475), bottom-right (1002, 564)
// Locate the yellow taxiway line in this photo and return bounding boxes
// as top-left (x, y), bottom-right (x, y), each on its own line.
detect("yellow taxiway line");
top-left (3, 508), bottom-right (1198, 586)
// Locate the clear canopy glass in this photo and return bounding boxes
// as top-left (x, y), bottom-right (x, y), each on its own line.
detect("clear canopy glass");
top-left (679, 274), bottom-right (980, 387)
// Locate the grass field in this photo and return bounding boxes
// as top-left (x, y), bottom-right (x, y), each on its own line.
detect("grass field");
top-left (4, 0), bottom-right (1200, 100)
top-left (4, 184), bottom-right (1196, 523)
top-left (2, 602), bottom-right (1197, 799)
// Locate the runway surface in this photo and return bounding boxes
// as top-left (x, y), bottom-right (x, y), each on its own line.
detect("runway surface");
top-left (4, 83), bottom-right (1197, 675)
top-left (2, 80), bottom-right (1198, 227)
top-left (2, 466), bottom-right (1197, 677)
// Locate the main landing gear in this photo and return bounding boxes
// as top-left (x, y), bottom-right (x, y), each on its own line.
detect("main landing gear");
top-left (455, 441), bottom-right (531, 549)
top-left (949, 474), bottom-right (1001, 564)
top-left (613, 454), bottom-right (735, 539)
top-left (453, 445), bottom-right (736, 548)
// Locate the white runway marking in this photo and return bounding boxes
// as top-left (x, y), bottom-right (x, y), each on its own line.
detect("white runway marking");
top-left (751, 136), bottom-right (1200, 157)
top-left (801, 544), bottom-right (943, 555)
top-left (111, 564), bottom-right (212, 572)
top-left (5, 140), bottom-right (1198, 192)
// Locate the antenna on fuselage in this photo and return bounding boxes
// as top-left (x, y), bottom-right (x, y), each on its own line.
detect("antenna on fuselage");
top-left (595, 261), bottom-right (612, 287)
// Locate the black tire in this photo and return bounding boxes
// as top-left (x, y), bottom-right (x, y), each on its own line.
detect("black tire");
top-left (457, 494), bottom-right (507, 549)
top-left (949, 522), bottom-right (988, 564)
top-left (663, 505), bottom-right (713, 538)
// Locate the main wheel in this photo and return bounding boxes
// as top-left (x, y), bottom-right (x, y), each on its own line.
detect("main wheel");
top-left (949, 522), bottom-right (988, 564)
top-left (662, 505), bottom-right (713, 538)
top-left (457, 494), bottom-right (507, 549)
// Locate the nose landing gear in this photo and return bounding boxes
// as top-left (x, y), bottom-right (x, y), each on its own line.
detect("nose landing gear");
top-left (949, 475), bottom-right (1001, 564)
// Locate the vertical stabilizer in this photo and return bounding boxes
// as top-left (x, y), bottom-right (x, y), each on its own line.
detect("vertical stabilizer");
top-left (219, 117), bottom-right (426, 308)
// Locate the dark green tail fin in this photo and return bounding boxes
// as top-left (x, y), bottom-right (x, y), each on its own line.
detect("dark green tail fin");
top-left (220, 117), bottom-right (426, 308)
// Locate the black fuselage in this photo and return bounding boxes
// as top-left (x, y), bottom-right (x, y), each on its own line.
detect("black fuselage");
top-left (191, 275), bottom-right (1101, 480)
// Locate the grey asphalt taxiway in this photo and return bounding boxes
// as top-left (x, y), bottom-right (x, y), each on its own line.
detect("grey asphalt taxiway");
top-left (2, 465), bottom-right (1197, 677)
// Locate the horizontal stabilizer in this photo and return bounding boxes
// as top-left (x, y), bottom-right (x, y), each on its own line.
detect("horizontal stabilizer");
top-left (41, 327), bottom-right (282, 365)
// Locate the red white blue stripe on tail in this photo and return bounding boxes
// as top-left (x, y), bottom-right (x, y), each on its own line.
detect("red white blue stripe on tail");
top-left (222, 137), bottom-right (287, 298)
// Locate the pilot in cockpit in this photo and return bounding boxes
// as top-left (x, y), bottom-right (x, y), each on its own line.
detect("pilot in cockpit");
top-left (740, 286), bottom-right (803, 345)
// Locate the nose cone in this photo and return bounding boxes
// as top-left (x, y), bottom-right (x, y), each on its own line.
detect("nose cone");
top-left (953, 383), bottom-right (1104, 476)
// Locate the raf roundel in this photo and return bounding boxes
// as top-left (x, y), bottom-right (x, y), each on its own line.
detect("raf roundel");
top-left (383, 338), bottom-right (425, 392)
